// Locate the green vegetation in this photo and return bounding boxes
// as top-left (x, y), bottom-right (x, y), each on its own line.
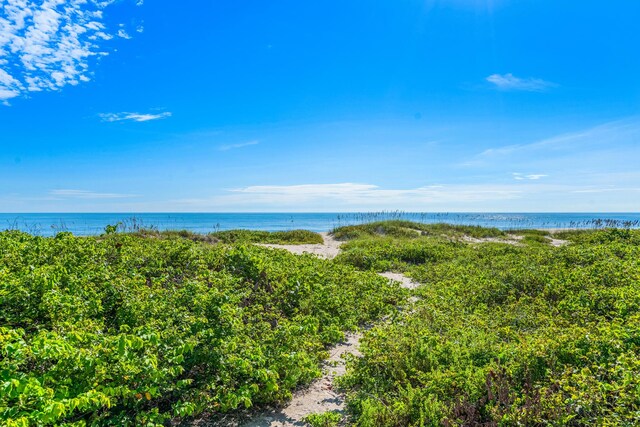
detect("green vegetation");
top-left (129, 228), bottom-right (219, 244)
top-left (333, 224), bottom-right (640, 426)
top-left (332, 220), bottom-right (504, 241)
top-left (3, 221), bottom-right (639, 426)
top-left (506, 229), bottom-right (553, 246)
top-left (210, 229), bottom-right (324, 244)
top-left (126, 228), bottom-right (324, 245)
top-left (520, 234), bottom-right (552, 245)
top-left (505, 228), bottom-right (551, 237)
top-left (335, 236), bottom-right (461, 272)
top-left (0, 230), bottom-right (403, 426)
top-left (304, 411), bottom-right (343, 427)
top-left (554, 227), bottom-right (640, 245)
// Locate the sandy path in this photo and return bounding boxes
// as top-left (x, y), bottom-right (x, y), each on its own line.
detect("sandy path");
top-left (239, 236), bottom-right (419, 426)
top-left (258, 233), bottom-right (343, 259)
top-left (244, 230), bottom-right (565, 426)
top-left (549, 237), bottom-right (568, 247)
top-left (240, 333), bottom-right (360, 427)
top-left (199, 230), bottom-right (570, 426)
top-left (463, 234), bottom-right (568, 247)
top-left (462, 235), bottom-right (523, 245)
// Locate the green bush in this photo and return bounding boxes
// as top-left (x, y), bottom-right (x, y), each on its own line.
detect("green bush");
top-left (211, 229), bottom-right (324, 244)
top-left (521, 234), bottom-right (552, 245)
top-left (336, 236), bottom-right (461, 272)
top-left (335, 227), bottom-right (640, 426)
top-left (304, 411), bottom-right (343, 427)
top-left (0, 231), bottom-right (403, 426)
top-left (130, 228), bottom-right (219, 243)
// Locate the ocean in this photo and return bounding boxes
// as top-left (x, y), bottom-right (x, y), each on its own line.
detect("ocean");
top-left (1, 212), bottom-right (639, 237)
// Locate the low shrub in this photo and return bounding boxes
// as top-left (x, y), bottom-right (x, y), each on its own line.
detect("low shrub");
top-left (0, 231), bottom-right (403, 426)
top-left (211, 229), bottom-right (324, 244)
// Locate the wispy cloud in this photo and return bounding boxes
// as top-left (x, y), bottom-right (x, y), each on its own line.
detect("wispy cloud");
top-left (572, 188), bottom-right (627, 194)
top-left (478, 119), bottom-right (639, 159)
top-left (49, 189), bottom-right (137, 199)
top-left (165, 179), bottom-right (640, 212)
top-left (486, 73), bottom-right (556, 92)
top-left (99, 112), bottom-right (172, 122)
top-left (0, 0), bottom-right (138, 104)
top-left (513, 173), bottom-right (547, 181)
top-left (177, 182), bottom-right (523, 209)
top-left (218, 140), bottom-right (260, 151)
top-left (116, 29), bottom-right (132, 39)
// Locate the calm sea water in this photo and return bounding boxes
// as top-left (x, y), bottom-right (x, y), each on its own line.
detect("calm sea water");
top-left (1, 212), bottom-right (639, 237)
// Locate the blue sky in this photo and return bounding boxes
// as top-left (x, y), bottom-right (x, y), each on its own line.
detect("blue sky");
top-left (1, 0), bottom-right (639, 212)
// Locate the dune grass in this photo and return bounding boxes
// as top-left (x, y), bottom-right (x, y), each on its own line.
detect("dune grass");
top-left (125, 228), bottom-right (324, 245)
top-left (331, 220), bottom-right (505, 241)
top-left (210, 229), bottom-right (324, 245)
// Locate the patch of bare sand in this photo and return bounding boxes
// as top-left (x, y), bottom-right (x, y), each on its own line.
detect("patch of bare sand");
top-left (258, 233), bottom-right (342, 259)
top-left (548, 237), bottom-right (568, 247)
top-left (377, 271), bottom-right (421, 290)
top-left (463, 234), bottom-right (569, 247)
top-left (462, 235), bottom-right (522, 245)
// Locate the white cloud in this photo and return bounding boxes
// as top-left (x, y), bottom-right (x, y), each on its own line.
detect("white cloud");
top-left (49, 189), bottom-right (137, 199)
top-left (116, 29), bottom-right (132, 39)
top-left (0, 87), bottom-right (20, 102)
top-left (218, 140), bottom-right (260, 151)
top-left (486, 73), bottom-right (555, 92)
top-left (99, 111), bottom-right (172, 122)
top-left (572, 188), bottom-right (622, 194)
top-left (164, 180), bottom-right (640, 212)
top-left (0, 0), bottom-right (137, 103)
top-left (174, 182), bottom-right (523, 210)
top-left (513, 173), bottom-right (547, 181)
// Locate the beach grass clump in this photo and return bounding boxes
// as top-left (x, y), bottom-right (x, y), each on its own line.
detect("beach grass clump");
top-left (332, 220), bottom-right (505, 241)
top-left (128, 228), bottom-right (220, 243)
top-left (0, 230), bottom-right (404, 426)
top-left (554, 227), bottom-right (640, 245)
top-left (336, 236), bottom-right (461, 272)
top-left (210, 229), bottom-right (324, 244)
top-left (419, 222), bottom-right (506, 239)
top-left (331, 220), bottom-right (424, 240)
top-left (335, 226), bottom-right (640, 425)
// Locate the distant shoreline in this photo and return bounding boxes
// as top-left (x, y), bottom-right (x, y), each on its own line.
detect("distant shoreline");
top-left (1, 212), bottom-right (639, 237)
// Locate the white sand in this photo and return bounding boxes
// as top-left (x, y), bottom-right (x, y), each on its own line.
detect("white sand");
top-left (463, 234), bottom-right (568, 247)
top-left (377, 271), bottom-right (421, 289)
top-left (258, 233), bottom-right (343, 259)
